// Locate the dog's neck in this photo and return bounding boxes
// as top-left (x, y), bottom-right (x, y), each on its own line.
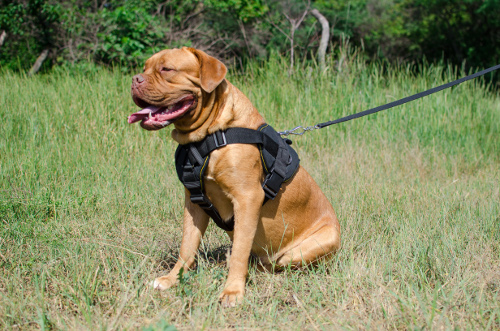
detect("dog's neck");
top-left (171, 80), bottom-right (265, 145)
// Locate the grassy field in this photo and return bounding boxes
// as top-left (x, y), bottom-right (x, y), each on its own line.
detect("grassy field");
top-left (1, 54), bottom-right (499, 330)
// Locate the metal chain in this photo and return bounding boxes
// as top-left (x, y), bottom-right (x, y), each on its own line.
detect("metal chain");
top-left (278, 125), bottom-right (320, 136)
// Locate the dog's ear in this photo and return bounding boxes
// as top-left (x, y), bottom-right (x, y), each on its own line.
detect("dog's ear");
top-left (186, 47), bottom-right (227, 93)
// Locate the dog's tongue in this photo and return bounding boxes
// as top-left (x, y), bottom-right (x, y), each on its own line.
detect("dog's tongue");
top-left (128, 106), bottom-right (160, 124)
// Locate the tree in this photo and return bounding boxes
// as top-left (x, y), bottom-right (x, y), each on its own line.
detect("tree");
top-left (0, 30), bottom-right (6, 49)
top-left (0, 0), bottom-right (498, 72)
top-left (0, 0), bottom-right (61, 72)
top-left (406, 0), bottom-right (500, 68)
top-left (310, 8), bottom-right (329, 71)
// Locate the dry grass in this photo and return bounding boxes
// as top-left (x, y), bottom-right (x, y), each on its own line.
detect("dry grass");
top-left (1, 56), bottom-right (499, 329)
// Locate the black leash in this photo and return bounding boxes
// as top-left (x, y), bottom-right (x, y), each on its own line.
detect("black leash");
top-left (279, 64), bottom-right (500, 136)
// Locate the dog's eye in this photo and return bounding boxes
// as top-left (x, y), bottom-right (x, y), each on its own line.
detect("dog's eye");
top-left (161, 67), bottom-right (174, 72)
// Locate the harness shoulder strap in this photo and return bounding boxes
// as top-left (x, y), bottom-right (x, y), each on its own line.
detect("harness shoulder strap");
top-left (193, 127), bottom-right (280, 158)
top-left (176, 145), bottom-right (235, 231)
top-left (175, 124), bottom-right (300, 232)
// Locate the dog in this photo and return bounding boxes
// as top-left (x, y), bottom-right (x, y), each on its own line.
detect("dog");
top-left (128, 47), bottom-right (340, 307)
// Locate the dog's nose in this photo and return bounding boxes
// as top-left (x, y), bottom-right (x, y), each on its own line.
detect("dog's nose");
top-left (133, 74), bottom-right (145, 85)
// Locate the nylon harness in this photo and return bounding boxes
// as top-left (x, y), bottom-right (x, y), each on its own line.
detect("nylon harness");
top-left (175, 124), bottom-right (300, 231)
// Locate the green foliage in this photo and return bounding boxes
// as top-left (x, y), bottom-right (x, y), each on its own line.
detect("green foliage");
top-left (0, 2), bottom-right (25, 35)
top-left (405, 0), bottom-right (500, 68)
top-left (0, 0), bottom-right (62, 70)
top-left (315, 0), bottom-right (500, 68)
top-left (0, 0), bottom-right (498, 73)
top-left (94, 4), bottom-right (168, 67)
top-left (204, 0), bottom-right (268, 21)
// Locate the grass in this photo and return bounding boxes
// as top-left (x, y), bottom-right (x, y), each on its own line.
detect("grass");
top-left (0, 53), bottom-right (499, 329)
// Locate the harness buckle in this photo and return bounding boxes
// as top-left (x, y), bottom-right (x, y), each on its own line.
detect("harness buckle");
top-left (214, 131), bottom-right (227, 148)
top-left (262, 184), bottom-right (278, 200)
top-left (262, 172), bottom-right (280, 200)
top-left (190, 194), bottom-right (213, 208)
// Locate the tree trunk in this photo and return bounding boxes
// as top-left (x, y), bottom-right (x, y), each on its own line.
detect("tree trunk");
top-left (0, 30), bottom-right (6, 49)
top-left (28, 49), bottom-right (49, 76)
top-left (290, 28), bottom-right (295, 73)
top-left (310, 9), bottom-right (329, 71)
top-left (284, 8), bottom-right (309, 75)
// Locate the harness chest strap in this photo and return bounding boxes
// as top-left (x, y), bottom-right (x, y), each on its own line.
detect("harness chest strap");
top-left (175, 124), bottom-right (300, 231)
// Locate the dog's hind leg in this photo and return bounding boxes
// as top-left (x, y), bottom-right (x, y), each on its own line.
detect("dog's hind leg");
top-left (275, 220), bottom-right (341, 268)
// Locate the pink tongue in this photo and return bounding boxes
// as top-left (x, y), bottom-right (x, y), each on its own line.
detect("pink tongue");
top-left (128, 106), bottom-right (160, 124)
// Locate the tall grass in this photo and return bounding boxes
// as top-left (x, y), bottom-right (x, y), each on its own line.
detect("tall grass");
top-left (1, 53), bottom-right (499, 329)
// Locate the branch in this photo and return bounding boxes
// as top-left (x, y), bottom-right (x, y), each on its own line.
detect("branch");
top-left (182, 9), bottom-right (204, 29)
top-left (310, 9), bottom-right (330, 71)
top-left (239, 20), bottom-right (252, 57)
top-left (28, 49), bottom-right (49, 76)
top-left (296, 5), bottom-right (310, 28)
top-left (0, 30), bottom-right (6, 49)
top-left (268, 19), bottom-right (291, 41)
top-left (282, 1), bottom-right (310, 74)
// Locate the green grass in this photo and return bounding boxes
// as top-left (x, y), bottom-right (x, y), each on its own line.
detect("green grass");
top-left (1, 53), bottom-right (499, 329)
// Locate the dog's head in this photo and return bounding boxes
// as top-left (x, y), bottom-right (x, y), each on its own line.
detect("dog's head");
top-left (128, 47), bottom-right (227, 133)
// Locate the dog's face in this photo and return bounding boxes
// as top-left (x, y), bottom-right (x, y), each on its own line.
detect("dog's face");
top-left (128, 47), bottom-right (227, 131)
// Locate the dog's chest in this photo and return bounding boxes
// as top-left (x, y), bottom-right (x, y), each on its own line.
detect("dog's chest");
top-left (203, 175), bottom-right (235, 221)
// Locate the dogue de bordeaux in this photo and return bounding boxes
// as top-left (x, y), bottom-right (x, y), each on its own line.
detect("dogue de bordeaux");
top-left (128, 47), bottom-right (340, 307)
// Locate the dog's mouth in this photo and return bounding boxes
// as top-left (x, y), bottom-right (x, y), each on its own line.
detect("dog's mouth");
top-left (128, 95), bottom-right (196, 130)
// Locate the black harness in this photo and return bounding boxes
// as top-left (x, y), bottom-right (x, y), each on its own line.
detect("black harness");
top-left (175, 124), bottom-right (300, 231)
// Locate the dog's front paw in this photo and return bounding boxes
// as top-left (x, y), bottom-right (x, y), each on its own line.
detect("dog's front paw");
top-left (219, 287), bottom-right (245, 307)
top-left (152, 275), bottom-right (177, 290)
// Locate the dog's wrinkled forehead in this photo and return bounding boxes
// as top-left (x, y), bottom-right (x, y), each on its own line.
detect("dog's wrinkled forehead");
top-left (144, 48), bottom-right (199, 75)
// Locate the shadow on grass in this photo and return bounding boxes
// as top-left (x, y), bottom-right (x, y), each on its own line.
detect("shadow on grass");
top-left (156, 244), bottom-right (231, 271)
top-left (199, 244), bottom-right (231, 265)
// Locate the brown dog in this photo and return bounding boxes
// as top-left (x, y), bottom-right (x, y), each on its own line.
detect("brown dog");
top-left (128, 47), bottom-right (340, 307)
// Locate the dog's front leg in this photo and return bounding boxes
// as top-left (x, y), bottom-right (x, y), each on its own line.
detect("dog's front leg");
top-left (154, 189), bottom-right (209, 290)
top-left (219, 189), bottom-right (264, 307)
